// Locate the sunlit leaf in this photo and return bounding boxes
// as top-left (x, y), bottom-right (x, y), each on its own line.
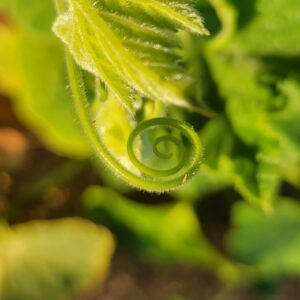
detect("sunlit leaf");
top-left (94, 93), bottom-right (135, 169)
top-left (0, 218), bottom-right (115, 300)
top-left (53, 0), bottom-right (209, 114)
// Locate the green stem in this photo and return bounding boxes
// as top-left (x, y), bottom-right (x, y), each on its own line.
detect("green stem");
top-left (54, 0), bottom-right (203, 192)
top-left (208, 0), bottom-right (237, 50)
top-left (66, 53), bottom-right (203, 192)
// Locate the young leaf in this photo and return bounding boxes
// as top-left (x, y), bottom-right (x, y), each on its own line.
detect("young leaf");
top-left (51, 0), bottom-right (207, 192)
top-left (53, 0), bottom-right (209, 114)
top-left (94, 92), bottom-right (135, 170)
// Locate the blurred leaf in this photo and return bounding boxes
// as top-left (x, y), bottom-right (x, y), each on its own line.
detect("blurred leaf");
top-left (173, 164), bottom-right (231, 202)
top-left (0, 218), bottom-right (114, 300)
top-left (83, 185), bottom-right (240, 279)
top-left (174, 117), bottom-right (233, 201)
top-left (0, 0), bottom-right (55, 32)
top-left (269, 77), bottom-right (300, 151)
top-left (229, 0), bottom-right (300, 56)
top-left (222, 139), bottom-right (280, 207)
top-left (229, 199), bottom-right (300, 278)
top-left (207, 52), bottom-right (274, 144)
top-left (203, 0), bottom-right (300, 204)
top-left (0, 27), bottom-right (21, 94)
top-left (206, 52), bottom-right (284, 205)
top-left (267, 77), bottom-right (300, 188)
top-left (0, 0), bottom-right (90, 158)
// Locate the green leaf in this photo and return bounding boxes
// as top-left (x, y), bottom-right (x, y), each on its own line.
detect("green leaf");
top-left (94, 93), bottom-right (134, 168)
top-left (83, 185), bottom-right (240, 280)
top-left (204, 0), bottom-right (300, 202)
top-left (174, 117), bottom-right (234, 201)
top-left (229, 0), bottom-right (300, 56)
top-left (0, 0), bottom-right (90, 158)
top-left (229, 199), bottom-right (300, 278)
top-left (269, 77), bottom-right (300, 152)
top-left (0, 218), bottom-right (115, 300)
top-left (207, 52), bottom-right (274, 144)
top-left (53, 0), bottom-right (209, 114)
top-left (206, 52), bottom-right (283, 205)
top-left (0, 0), bottom-right (55, 32)
top-left (267, 77), bottom-right (300, 188)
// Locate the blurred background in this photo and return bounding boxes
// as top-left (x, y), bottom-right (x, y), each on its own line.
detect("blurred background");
top-left (1, 0), bottom-right (300, 299)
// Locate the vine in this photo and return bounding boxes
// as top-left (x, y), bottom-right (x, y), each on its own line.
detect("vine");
top-left (54, 0), bottom-right (204, 192)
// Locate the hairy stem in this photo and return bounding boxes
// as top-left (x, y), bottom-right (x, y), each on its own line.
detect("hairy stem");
top-left (66, 52), bottom-right (203, 191)
top-left (55, 0), bottom-right (203, 192)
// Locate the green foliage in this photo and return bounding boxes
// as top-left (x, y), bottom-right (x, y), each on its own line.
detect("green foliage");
top-left (53, 0), bottom-right (209, 114)
top-left (2, 0), bottom-right (298, 197)
top-left (206, 52), bottom-right (283, 205)
top-left (229, 0), bottom-right (300, 55)
top-left (0, 0), bottom-right (55, 32)
top-left (194, 0), bottom-right (300, 207)
top-left (0, 218), bottom-right (114, 300)
top-left (0, 0), bottom-right (90, 158)
top-left (229, 199), bottom-right (300, 279)
top-left (1, 0), bottom-right (300, 292)
top-left (83, 185), bottom-right (240, 280)
top-left (52, 0), bottom-right (207, 192)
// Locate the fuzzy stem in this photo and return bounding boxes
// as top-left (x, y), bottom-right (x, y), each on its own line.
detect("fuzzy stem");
top-left (65, 52), bottom-right (203, 192)
top-left (54, 0), bottom-right (203, 192)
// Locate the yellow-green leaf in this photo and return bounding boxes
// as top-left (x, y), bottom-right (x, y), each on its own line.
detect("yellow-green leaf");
top-left (0, 218), bottom-right (115, 300)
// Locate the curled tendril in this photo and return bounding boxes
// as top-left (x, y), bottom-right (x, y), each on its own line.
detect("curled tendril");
top-left (65, 52), bottom-right (203, 192)
top-left (128, 118), bottom-right (200, 178)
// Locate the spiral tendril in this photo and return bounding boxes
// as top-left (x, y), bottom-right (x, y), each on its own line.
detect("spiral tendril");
top-left (127, 118), bottom-right (199, 178)
top-left (65, 52), bottom-right (203, 192)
